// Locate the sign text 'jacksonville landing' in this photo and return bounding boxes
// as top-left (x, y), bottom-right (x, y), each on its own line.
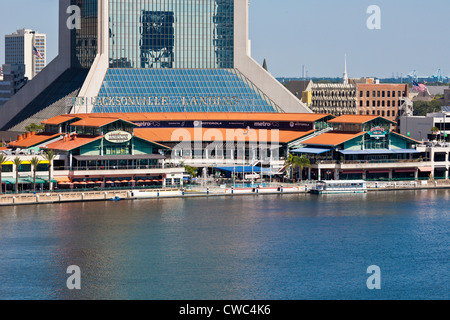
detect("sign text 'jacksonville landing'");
top-left (72, 96), bottom-right (241, 108)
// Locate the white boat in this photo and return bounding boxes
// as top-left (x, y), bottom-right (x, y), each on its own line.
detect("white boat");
top-left (310, 180), bottom-right (367, 194)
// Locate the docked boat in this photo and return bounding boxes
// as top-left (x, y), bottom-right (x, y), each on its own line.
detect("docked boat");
top-left (310, 180), bottom-right (367, 194)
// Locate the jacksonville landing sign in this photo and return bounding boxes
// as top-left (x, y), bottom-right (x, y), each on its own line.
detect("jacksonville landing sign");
top-left (72, 96), bottom-right (241, 108)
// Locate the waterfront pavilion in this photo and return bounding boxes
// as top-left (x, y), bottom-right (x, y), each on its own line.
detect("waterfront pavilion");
top-left (292, 115), bottom-right (426, 181)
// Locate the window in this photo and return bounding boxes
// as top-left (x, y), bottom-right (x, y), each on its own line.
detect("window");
top-left (366, 101), bottom-right (370, 107)
top-left (360, 101), bottom-right (363, 107)
top-left (382, 91), bottom-right (385, 97)
top-left (387, 91), bottom-right (391, 98)
top-left (387, 101), bottom-right (390, 107)
top-left (392, 101), bottom-right (396, 107)
top-left (392, 111), bottom-right (396, 117)
top-left (382, 101), bottom-right (385, 107)
top-left (393, 91), bottom-right (396, 97)
top-left (387, 111), bottom-right (391, 117)
top-left (382, 111), bottom-right (385, 116)
top-left (377, 91), bottom-right (380, 97)
top-left (367, 91), bottom-right (370, 97)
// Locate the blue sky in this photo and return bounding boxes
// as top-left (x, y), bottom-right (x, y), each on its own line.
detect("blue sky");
top-left (0, 0), bottom-right (448, 78)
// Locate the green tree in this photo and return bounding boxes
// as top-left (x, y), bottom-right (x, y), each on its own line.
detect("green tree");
top-left (296, 155), bottom-right (312, 182)
top-left (284, 153), bottom-right (311, 181)
top-left (184, 165), bottom-right (198, 179)
top-left (25, 123), bottom-right (45, 133)
top-left (30, 157), bottom-right (41, 192)
top-left (0, 154), bottom-right (9, 194)
top-left (13, 157), bottom-right (22, 194)
top-left (431, 126), bottom-right (440, 140)
top-left (413, 99), bottom-right (444, 116)
top-left (42, 150), bottom-right (55, 191)
top-left (284, 154), bottom-right (311, 182)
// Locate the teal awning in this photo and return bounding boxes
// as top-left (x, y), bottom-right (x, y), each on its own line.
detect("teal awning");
top-left (291, 147), bottom-right (332, 154)
top-left (1, 178), bottom-right (14, 185)
top-left (339, 149), bottom-right (420, 155)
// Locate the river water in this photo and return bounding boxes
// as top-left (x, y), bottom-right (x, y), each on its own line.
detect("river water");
top-left (0, 190), bottom-right (448, 300)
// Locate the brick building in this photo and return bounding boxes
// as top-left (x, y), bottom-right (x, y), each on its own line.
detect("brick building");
top-left (356, 84), bottom-right (409, 128)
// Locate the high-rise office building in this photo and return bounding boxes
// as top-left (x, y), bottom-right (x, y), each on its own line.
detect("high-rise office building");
top-left (0, 0), bottom-right (311, 132)
top-left (0, 64), bottom-right (28, 108)
top-left (5, 29), bottom-right (46, 80)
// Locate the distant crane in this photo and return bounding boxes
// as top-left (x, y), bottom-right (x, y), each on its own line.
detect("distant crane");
top-left (431, 69), bottom-right (444, 83)
top-left (407, 70), bottom-right (418, 82)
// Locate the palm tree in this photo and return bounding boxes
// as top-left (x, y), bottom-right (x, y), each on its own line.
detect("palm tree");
top-left (42, 150), bottom-right (55, 191)
top-left (0, 154), bottom-right (9, 194)
top-left (296, 155), bottom-right (312, 182)
top-left (431, 126), bottom-right (440, 141)
top-left (284, 154), bottom-right (312, 182)
top-left (30, 157), bottom-right (41, 192)
top-left (13, 157), bottom-right (22, 194)
top-left (284, 153), bottom-right (297, 182)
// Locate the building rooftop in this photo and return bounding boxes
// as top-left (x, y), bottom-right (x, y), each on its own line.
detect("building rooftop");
top-left (44, 134), bottom-right (104, 151)
top-left (302, 132), bottom-right (366, 147)
top-left (70, 117), bottom-right (138, 128)
top-left (328, 115), bottom-right (396, 125)
top-left (8, 132), bottom-right (62, 149)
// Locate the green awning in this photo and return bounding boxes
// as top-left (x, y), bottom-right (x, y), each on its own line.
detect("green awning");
top-left (1, 178), bottom-right (14, 185)
top-left (36, 176), bottom-right (57, 183)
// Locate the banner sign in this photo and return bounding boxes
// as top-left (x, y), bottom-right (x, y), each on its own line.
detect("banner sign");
top-left (134, 121), bottom-right (314, 132)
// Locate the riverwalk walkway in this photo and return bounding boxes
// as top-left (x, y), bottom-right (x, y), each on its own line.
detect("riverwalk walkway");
top-left (1, 180), bottom-right (450, 207)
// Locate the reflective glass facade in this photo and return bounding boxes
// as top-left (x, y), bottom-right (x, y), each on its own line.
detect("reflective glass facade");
top-left (93, 69), bottom-right (282, 113)
top-left (71, 0), bottom-right (98, 69)
top-left (109, 0), bottom-right (234, 69)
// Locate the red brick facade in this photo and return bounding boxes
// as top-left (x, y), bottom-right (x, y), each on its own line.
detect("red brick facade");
top-left (356, 84), bottom-right (408, 129)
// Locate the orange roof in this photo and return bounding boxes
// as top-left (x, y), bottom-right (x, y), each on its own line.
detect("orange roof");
top-left (328, 115), bottom-right (396, 124)
top-left (45, 135), bottom-right (104, 151)
top-left (134, 128), bottom-right (315, 144)
top-left (41, 115), bottom-right (80, 125)
top-left (44, 112), bottom-right (333, 124)
top-left (0, 147), bottom-right (7, 151)
top-left (9, 133), bottom-right (63, 148)
top-left (70, 117), bottom-right (137, 128)
top-left (133, 132), bottom-right (171, 149)
top-left (302, 132), bottom-right (366, 146)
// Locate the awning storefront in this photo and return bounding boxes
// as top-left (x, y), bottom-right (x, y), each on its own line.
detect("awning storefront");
top-left (73, 154), bottom-right (166, 161)
top-left (339, 149), bottom-right (420, 155)
top-left (418, 167), bottom-right (433, 173)
top-left (394, 169), bottom-right (417, 173)
top-left (340, 170), bottom-right (365, 174)
top-left (215, 166), bottom-right (272, 173)
top-left (367, 170), bottom-right (390, 174)
top-left (1, 178), bottom-right (15, 185)
top-left (291, 147), bottom-right (332, 155)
